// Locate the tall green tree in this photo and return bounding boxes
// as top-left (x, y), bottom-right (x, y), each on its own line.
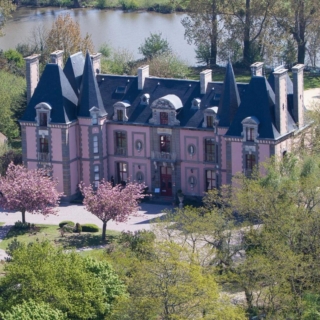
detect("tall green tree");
top-left (111, 241), bottom-right (246, 320)
top-left (0, 241), bottom-right (126, 319)
top-left (233, 154), bottom-right (320, 317)
top-left (0, 0), bottom-right (16, 36)
top-left (273, 0), bottom-right (320, 64)
top-left (182, 0), bottom-right (224, 67)
top-left (225, 0), bottom-right (277, 66)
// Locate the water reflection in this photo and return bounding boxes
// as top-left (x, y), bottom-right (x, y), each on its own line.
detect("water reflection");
top-left (0, 7), bottom-right (196, 64)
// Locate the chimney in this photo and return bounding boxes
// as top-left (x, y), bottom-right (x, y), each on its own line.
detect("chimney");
top-left (292, 64), bottom-right (304, 128)
top-left (24, 54), bottom-right (40, 104)
top-left (138, 65), bottom-right (149, 90)
top-left (50, 50), bottom-right (64, 69)
top-left (200, 69), bottom-right (212, 94)
top-left (273, 68), bottom-right (288, 135)
top-left (90, 53), bottom-right (102, 76)
top-left (250, 62), bottom-right (264, 76)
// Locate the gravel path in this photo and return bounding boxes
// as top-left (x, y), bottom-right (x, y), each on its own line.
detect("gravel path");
top-left (0, 224), bottom-right (12, 261)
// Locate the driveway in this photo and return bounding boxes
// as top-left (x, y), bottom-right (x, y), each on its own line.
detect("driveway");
top-left (304, 88), bottom-right (320, 110)
top-left (0, 203), bottom-right (172, 232)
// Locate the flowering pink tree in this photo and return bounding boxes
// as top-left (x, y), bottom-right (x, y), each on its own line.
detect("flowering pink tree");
top-left (0, 163), bottom-right (63, 223)
top-left (80, 180), bottom-right (145, 240)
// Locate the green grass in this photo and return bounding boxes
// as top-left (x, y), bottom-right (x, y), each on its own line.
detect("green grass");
top-left (0, 224), bottom-right (120, 251)
top-left (303, 75), bottom-right (320, 90)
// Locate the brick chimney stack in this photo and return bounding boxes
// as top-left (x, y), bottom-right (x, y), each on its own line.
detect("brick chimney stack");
top-left (24, 54), bottom-right (40, 104)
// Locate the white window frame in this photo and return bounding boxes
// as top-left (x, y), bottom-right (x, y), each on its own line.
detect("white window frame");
top-left (89, 106), bottom-right (99, 125)
top-left (113, 101), bottom-right (130, 122)
top-left (94, 165), bottom-right (99, 187)
top-left (93, 136), bottom-right (99, 154)
top-left (241, 116), bottom-right (260, 142)
top-left (35, 102), bottom-right (52, 127)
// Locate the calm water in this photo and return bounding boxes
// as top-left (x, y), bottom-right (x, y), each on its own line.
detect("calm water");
top-left (0, 7), bottom-right (197, 65)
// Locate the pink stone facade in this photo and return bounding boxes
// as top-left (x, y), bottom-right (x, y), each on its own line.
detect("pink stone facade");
top-left (20, 53), bottom-right (310, 201)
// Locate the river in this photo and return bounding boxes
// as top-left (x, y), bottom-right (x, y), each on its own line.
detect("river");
top-left (0, 7), bottom-right (197, 65)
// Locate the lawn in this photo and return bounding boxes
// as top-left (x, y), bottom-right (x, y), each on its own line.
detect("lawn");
top-left (0, 224), bottom-right (120, 251)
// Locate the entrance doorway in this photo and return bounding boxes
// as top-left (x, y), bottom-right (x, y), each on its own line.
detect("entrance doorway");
top-left (160, 166), bottom-right (172, 196)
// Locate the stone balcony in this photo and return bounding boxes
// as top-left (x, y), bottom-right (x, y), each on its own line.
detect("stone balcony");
top-left (38, 152), bottom-right (50, 162)
top-left (151, 151), bottom-right (177, 162)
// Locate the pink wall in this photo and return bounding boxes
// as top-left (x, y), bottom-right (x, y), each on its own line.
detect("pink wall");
top-left (52, 163), bottom-right (64, 194)
top-left (26, 127), bottom-right (37, 159)
top-left (258, 143), bottom-right (270, 175)
top-left (231, 142), bottom-right (243, 175)
top-left (70, 160), bottom-right (79, 195)
top-left (80, 126), bottom-right (89, 159)
top-left (181, 162), bottom-right (217, 196)
top-left (51, 128), bottom-right (62, 162)
top-left (180, 129), bottom-right (215, 162)
top-left (82, 161), bottom-right (90, 186)
top-left (108, 155), bottom-right (151, 187)
top-left (107, 124), bottom-right (150, 157)
top-left (69, 125), bottom-right (78, 160)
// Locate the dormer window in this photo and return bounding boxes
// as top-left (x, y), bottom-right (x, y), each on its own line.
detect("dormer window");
top-left (90, 106), bottom-right (99, 125)
top-left (113, 101), bottom-right (130, 122)
top-left (246, 127), bottom-right (254, 141)
top-left (39, 113), bottom-right (48, 127)
top-left (207, 115), bottom-right (214, 128)
top-left (35, 102), bottom-right (51, 127)
top-left (117, 109), bottom-right (124, 121)
top-left (203, 107), bottom-right (218, 129)
top-left (192, 98), bottom-right (201, 109)
top-left (149, 95), bottom-right (182, 126)
top-left (160, 112), bottom-right (168, 125)
top-left (241, 116), bottom-right (260, 142)
top-left (140, 93), bottom-right (150, 106)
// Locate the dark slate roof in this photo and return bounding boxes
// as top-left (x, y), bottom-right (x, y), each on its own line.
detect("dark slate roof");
top-left (78, 52), bottom-right (107, 117)
top-left (226, 76), bottom-right (280, 139)
top-left (20, 64), bottom-right (78, 124)
top-left (217, 61), bottom-right (241, 127)
top-left (97, 74), bottom-right (249, 129)
top-left (63, 52), bottom-right (85, 97)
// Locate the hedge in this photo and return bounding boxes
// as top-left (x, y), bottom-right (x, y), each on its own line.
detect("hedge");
top-left (81, 224), bottom-right (99, 233)
top-left (59, 221), bottom-right (75, 228)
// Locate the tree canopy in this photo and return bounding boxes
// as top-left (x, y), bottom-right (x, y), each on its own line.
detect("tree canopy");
top-left (0, 241), bottom-right (126, 319)
top-left (0, 163), bottom-right (62, 223)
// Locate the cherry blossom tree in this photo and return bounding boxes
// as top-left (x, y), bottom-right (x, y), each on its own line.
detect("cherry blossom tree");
top-left (80, 180), bottom-right (145, 241)
top-left (0, 163), bottom-right (62, 223)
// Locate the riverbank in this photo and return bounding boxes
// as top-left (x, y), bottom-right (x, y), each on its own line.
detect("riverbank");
top-left (16, 0), bottom-right (187, 14)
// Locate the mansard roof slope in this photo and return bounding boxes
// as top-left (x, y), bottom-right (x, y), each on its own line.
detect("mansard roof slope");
top-left (78, 52), bottom-right (106, 117)
top-left (226, 76), bottom-right (280, 139)
top-left (21, 63), bottom-right (78, 124)
top-left (63, 52), bottom-right (85, 97)
top-left (217, 61), bottom-right (241, 127)
top-left (97, 73), bottom-right (248, 129)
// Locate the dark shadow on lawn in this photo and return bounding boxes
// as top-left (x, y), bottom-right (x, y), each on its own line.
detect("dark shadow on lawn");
top-left (3, 225), bottom-right (50, 239)
top-left (56, 233), bottom-right (118, 249)
top-left (135, 214), bottom-right (168, 225)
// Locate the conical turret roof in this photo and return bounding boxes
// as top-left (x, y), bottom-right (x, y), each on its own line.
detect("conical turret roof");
top-left (217, 61), bottom-right (241, 127)
top-left (78, 52), bottom-right (106, 117)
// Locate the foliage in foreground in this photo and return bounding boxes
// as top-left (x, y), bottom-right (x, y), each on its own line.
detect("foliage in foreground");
top-left (0, 241), bottom-right (125, 319)
top-left (0, 300), bottom-right (67, 320)
top-left (109, 240), bottom-right (246, 320)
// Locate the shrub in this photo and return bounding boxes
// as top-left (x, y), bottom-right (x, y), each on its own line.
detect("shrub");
top-left (59, 221), bottom-right (75, 228)
top-left (0, 299), bottom-right (67, 320)
top-left (138, 32), bottom-right (171, 60)
top-left (81, 224), bottom-right (99, 233)
top-left (14, 221), bottom-right (30, 230)
top-left (119, 0), bottom-right (138, 10)
top-left (75, 223), bottom-right (82, 233)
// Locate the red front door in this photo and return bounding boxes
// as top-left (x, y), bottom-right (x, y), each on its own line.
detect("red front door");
top-left (160, 166), bottom-right (172, 196)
